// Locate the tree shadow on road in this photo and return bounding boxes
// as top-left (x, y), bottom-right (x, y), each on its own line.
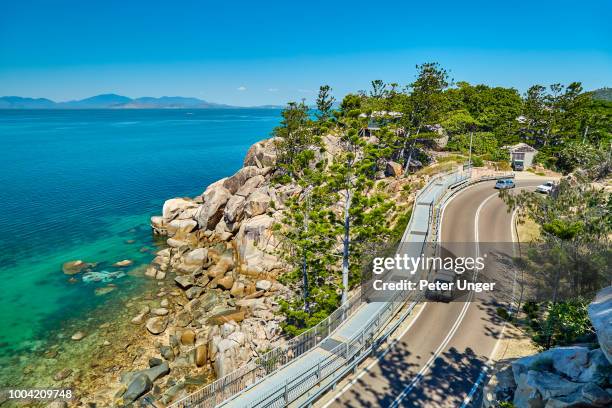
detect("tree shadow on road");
top-left (338, 337), bottom-right (419, 408)
top-left (337, 341), bottom-right (487, 407)
top-left (333, 296), bottom-right (518, 408)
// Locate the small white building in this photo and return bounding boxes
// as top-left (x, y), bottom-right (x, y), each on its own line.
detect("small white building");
top-left (503, 143), bottom-right (537, 170)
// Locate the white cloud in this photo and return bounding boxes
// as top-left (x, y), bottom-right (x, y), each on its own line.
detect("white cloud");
top-left (267, 88), bottom-right (279, 92)
top-left (237, 86), bottom-right (247, 91)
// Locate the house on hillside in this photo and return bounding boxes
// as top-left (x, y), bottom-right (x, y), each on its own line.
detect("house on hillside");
top-left (358, 111), bottom-right (403, 137)
top-left (503, 143), bottom-right (538, 170)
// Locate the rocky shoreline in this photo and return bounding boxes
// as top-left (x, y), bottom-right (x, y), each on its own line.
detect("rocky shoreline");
top-left (106, 134), bottom-right (420, 406)
top-left (0, 134), bottom-right (424, 408)
top-left (1, 138), bottom-right (294, 408)
top-left (99, 137), bottom-right (296, 406)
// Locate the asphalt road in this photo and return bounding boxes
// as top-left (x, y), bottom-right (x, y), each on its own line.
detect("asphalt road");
top-left (320, 179), bottom-right (544, 408)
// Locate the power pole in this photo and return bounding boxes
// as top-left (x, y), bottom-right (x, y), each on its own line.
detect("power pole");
top-left (302, 190), bottom-right (312, 313)
top-left (467, 130), bottom-right (474, 177)
top-left (468, 130), bottom-right (474, 167)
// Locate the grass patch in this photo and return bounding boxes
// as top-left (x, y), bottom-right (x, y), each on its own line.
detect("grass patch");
top-left (495, 161), bottom-right (512, 171)
top-left (517, 216), bottom-right (541, 243)
top-left (436, 154), bottom-right (466, 164)
top-left (416, 161), bottom-right (455, 176)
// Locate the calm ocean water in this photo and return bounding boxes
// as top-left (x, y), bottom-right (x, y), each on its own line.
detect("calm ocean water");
top-left (0, 109), bottom-right (280, 352)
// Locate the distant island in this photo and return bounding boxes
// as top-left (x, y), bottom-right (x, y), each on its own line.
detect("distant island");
top-left (0, 93), bottom-right (284, 109)
top-left (592, 87), bottom-right (612, 102)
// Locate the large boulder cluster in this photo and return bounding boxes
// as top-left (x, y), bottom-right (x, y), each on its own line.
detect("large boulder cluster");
top-left (119, 238), bottom-right (290, 405)
top-left (115, 137), bottom-right (299, 404)
top-left (119, 135), bottom-right (424, 405)
top-left (150, 138), bottom-right (289, 278)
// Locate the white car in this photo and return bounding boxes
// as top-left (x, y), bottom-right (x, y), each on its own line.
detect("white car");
top-left (536, 181), bottom-right (555, 194)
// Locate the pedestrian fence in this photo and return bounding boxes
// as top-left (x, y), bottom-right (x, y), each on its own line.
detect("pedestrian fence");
top-left (168, 168), bottom-right (511, 408)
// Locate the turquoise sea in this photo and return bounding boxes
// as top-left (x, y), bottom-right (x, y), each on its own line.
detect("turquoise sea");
top-left (0, 109), bottom-right (280, 360)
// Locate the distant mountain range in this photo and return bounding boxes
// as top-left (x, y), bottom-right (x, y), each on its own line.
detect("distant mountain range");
top-left (0, 94), bottom-right (283, 109)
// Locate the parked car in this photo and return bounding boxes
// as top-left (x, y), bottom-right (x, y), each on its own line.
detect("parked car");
top-left (536, 181), bottom-right (555, 194)
top-left (495, 179), bottom-right (515, 189)
top-left (512, 161), bottom-right (524, 171)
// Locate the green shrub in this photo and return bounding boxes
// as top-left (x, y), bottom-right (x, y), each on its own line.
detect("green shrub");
top-left (522, 301), bottom-right (539, 319)
top-left (446, 132), bottom-right (499, 155)
top-left (496, 307), bottom-right (511, 321)
top-left (555, 141), bottom-right (606, 174)
top-left (482, 148), bottom-right (509, 162)
top-left (279, 285), bottom-right (341, 337)
top-left (524, 299), bottom-right (595, 349)
top-left (471, 156), bottom-right (484, 167)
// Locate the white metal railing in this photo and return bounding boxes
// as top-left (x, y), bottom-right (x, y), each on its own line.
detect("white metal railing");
top-left (169, 286), bottom-right (364, 408)
top-left (234, 170), bottom-right (515, 408)
top-left (238, 171), bottom-right (465, 408)
top-left (167, 168), bottom-right (510, 408)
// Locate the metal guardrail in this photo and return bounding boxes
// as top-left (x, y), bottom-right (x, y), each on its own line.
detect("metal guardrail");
top-left (246, 283), bottom-right (421, 408)
top-left (220, 171), bottom-right (465, 408)
top-left (170, 168), bottom-right (510, 408)
top-left (169, 287), bottom-right (364, 408)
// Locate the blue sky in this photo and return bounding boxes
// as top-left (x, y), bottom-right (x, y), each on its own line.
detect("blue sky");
top-left (1, 0), bottom-right (610, 105)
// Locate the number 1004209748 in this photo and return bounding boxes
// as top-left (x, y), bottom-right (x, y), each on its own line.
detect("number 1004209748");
top-left (5, 388), bottom-right (73, 401)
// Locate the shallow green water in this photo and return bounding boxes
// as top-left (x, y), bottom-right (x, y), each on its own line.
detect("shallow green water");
top-left (0, 109), bottom-right (280, 360)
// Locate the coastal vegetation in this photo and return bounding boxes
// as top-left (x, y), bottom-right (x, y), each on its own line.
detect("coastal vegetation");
top-left (501, 165), bottom-right (610, 350)
top-left (41, 63), bottom-right (608, 405)
top-left (273, 63), bottom-right (611, 336)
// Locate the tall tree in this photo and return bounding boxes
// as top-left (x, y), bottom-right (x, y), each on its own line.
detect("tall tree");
top-left (522, 82), bottom-right (590, 148)
top-left (522, 84), bottom-right (548, 146)
top-left (370, 80), bottom-right (387, 99)
top-left (279, 180), bottom-right (338, 334)
top-left (445, 81), bottom-right (522, 145)
top-left (400, 62), bottom-right (450, 174)
top-left (328, 120), bottom-right (395, 303)
top-left (274, 100), bottom-right (315, 177)
top-left (330, 126), bottom-right (362, 304)
top-left (316, 85), bottom-right (335, 122)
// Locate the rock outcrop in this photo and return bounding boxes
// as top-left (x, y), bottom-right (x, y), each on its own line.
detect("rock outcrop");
top-left (130, 138), bottom-right (292, 405)
top-left (134, 133), bottom-right (423, 406)
top-left (243, 138), bottom-right (278, 168)
top-left (482, 286), bottom-right (612, 408)
top-left (385, 161), bottom-right (403, 178)
top-left (588, 286), bottom-right (612, 364)
top-left (62, 260), bottom-right (94, 275)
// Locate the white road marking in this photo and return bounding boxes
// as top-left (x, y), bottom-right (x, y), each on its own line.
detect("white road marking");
top-left (460, 195), bottom-right (521, 408)
top-left (474, 192), bottom-right (499, 254)
top-left (388, 293), bottom-right (473, 408)
top-left (388, 188), bottom-right (499, 407)
top-left (323, 182), bottom-right (511, 408)
top-left (319, 302), bottom-right (427, 408)
top-left (438, 181), bottom-right (486, 244)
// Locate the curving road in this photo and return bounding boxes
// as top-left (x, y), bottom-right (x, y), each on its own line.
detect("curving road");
top-left (318, 179), bottom-right (546, 408)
